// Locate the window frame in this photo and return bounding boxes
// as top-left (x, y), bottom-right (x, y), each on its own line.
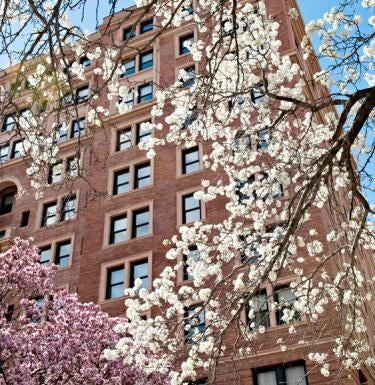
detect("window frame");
top-left (137, 83), bottom-right (153, 104)
top-left (36, 235), bottom-right (74, 270)
top-left (181, 146), bottom-right (200, 175)
top-left (104, 202), bottom-right (153, 247)
top-left (99, 252), bottom-right (152, 302)
top-left (182, 192), bottom-right (202, 224)
top-left (252, 361), bottom-right (308, 385)
top-left (140, 19), bottom-right (154, 34)
top-left (139, 50), bottom-right (153, 71)
top-left (179, 33), bottom-right (194, 56)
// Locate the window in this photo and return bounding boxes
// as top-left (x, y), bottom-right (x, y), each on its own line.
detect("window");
top-left (247, 291), bottom-right (270, 330)
top-left (182, 2), bottom-right (194, 15)
top-left (76, 86), bottom-right (89, 104)
top-left (358, 370), bottom-right (369, 385)
top-left (2, 114), bottom-right (15, 132)
top-left (182, 193), bottom-right (201, 224)
top-left (113, 168), bottom-right (130, 195)
top-left (55, 240), bottom-right (71, 268)
top-left (183, 106), bottom-right (198, 129)
top-left (138, 83), bottom-right (153, 103)
top-left (179, 33), bottom-right (194, 55)
top-left (0, 230), bottom-right (5, 239)
top-left (236, 175), bottom-right (255, 204)
top-left (61, 195), bottom-right (76, 221)
top-left (275, 286), bottom-right (299, 325)
top-left (180, 66), bottom-right (196, 87)
top-left (60, 92), bottom-right (73, 106)
top-left (136, 122), bottom-right (152, 144)
top-left (20, 210), bottom-right (30, 227)
top-left (54, 124), bottom-right (68, 144)
top-left (123, 26), bottom-right (135, 40)
top-left (258, 173), bottom-right (283, 201)
top-left (140, 19), bottom-right (153, 34)
top-left (0, 144), bottom-right (10, 162)
top-left (119, 91), bottom-right (134, 107)
top-left (41, 202), bottom-right (57, 227)
top-left (254, 362), bottom-right (307, 385)
top-left (116, 128), bottom-right (132, 151)
top-left (71, 118), bottom-right (85, 138)
top-left (66, 157), bottom-right (79, 178)
top-left (182, 146), bottom-right (200, 174)
top-left (257, 129), bottom-right (269, 151)
top-left (106, 266), bottom-right (125, 300)
top-left (240, 232), bottom-right (262, 264)
top-left (132, 208), bottom-right (150, 238)
top-left (39, 246), bottom-right (52, 265)
top-left (134, 162), bottom-right (151, 189)
top-left (183, 246), bottom-right (200, 280)
top-left (130, 259), bottom-right (148, 289)
top-left (0, 188), bottom-right (16, 215)
top-left (79, 56), bottom-right (91, 67)
top-left (10, 140), bottom-right (23, 159)
top-left (251, 86), bottom-right (265, 104)
top-left (185, 306), bottom-right (205, 344)
top-left (110, 215), bottom-right (127, 244)
top-left (122, 57), bottom-right (135, 77)
top-left (48, 162), bottom-right (63, 184)
top-left (139, 50), bottom-right (153, 70)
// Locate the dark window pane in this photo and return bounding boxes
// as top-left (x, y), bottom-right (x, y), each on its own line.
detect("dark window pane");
top-left (134, 163), bottom-right (151, 189)
top-left (183, 246), bottom-right (200, 280)
top-left (132, 208), bottom-right (150, 238)
top-left (106, 266), bottom-right (124, 299)
top-left (116, 128), bottom-right (132, 151)
top-left (179, 33), bottom-right (194, 55)
top-left (55, 240), bottom-right (71, 268)
top-left (76, 86), bottom-right (89, 104)
top-left (130, 259), bottom-right (148, 289)
top-left (275, 286), bottom-right (299, 325)
top-left (0, 189), bottom-right (15, 214)
top-left (20, 210), bottom-right (30, 227)
top-left (257, 129), bottom-right (269, 150)
top-left (0, 144), bottom-right (10, 163)
top-left (2, 114), bottom-right (16, 132)
top-left (79, 56), bottom-right (91, 67)
top-left (113, 169), bottom-right (129, 195)
top-left (61, 195), bottom-right (76, 221)
top-left (247, 292), bottom-right (269, 330)
top-left (39, 246), bottom-right (51, 265)
top-left (180, 66), bottom-right (195, 87)
top-left (139, 50), bottom-right (153, 70)
top-left (66, 157), bottom-right (79, 178)
top-left (140, 19), bottom-right (153, 33)
top-left (71, 118), bottom-right (85, 138)
top-left (182, 193), bottom-right (201, 224)
top-left (185, 306), bottom-right (205, 344)
top-left (110, 215), bottom-right (127, 244)
top-left (138, 83), bottom-right (153, 103)
top-left (122, 58), bottom-right (135, 76)
top-left (136, 123), bottom-right (152, 144)
top-left (41, 202), bottom-right (57, 227)
top-left (54, 124), bottom-right (68, 144)
top-left (10, 140), bottom-right (24, 159)
top-left (48, 162), bottom-right (63, 184)
top-left (182, 147), bottom-right (200, 174)
top-left (123, 27), bottom-right (135, 40)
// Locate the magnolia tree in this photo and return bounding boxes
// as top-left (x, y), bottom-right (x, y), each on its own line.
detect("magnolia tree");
top-left (0, 0), bottom-right (375, 384)
top-left (0, 238), bottom-right (164, 385)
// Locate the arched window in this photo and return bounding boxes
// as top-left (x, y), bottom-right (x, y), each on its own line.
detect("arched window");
top-left (0, 187), bottom-right (16, 215)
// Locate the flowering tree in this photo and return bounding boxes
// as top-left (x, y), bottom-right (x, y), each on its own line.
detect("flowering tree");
top-left (0, 238), bottom-right (163, 385)
top-left (0, 0), bottom-right (375, 385)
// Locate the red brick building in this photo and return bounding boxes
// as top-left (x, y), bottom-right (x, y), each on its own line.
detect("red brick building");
top-left (0, 1), bottom-right (374, 384)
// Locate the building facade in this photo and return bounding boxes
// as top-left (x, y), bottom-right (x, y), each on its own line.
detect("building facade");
top-left (0, 1), bottom-right (374, 384)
